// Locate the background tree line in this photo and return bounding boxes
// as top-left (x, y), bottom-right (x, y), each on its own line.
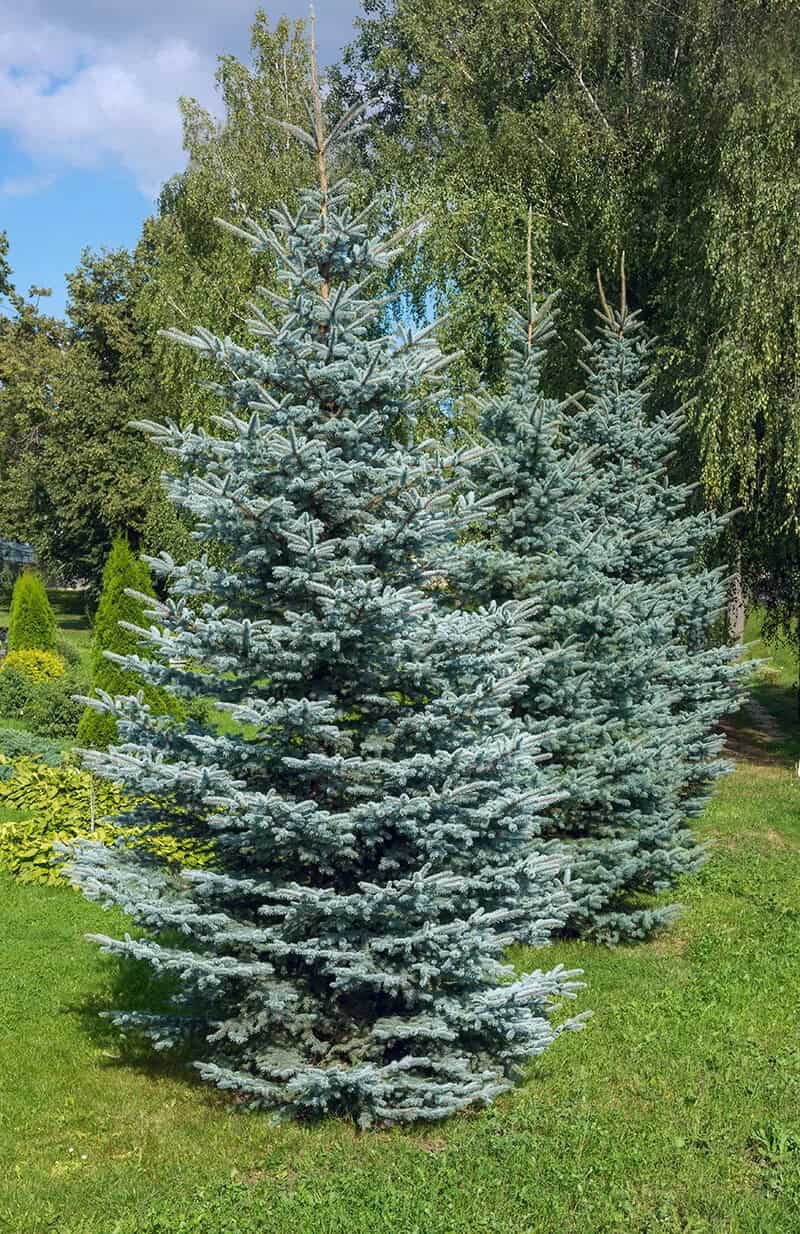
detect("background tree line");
top-left (1, 2), bottom-right (798, 644)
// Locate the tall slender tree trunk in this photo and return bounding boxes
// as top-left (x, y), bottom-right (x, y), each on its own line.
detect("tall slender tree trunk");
top-left (727, 545), bottom-right (746, 643)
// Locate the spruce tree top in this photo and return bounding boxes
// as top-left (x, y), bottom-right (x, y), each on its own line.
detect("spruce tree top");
top-left (570, 263), bottom-right (723, 600)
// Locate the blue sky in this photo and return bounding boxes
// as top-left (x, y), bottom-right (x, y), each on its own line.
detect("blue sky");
top-left (0, 2), bottom-right (362, 317)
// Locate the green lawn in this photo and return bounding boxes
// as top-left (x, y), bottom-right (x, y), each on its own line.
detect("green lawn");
top-left (1, 611), bottom-right (799, 1233)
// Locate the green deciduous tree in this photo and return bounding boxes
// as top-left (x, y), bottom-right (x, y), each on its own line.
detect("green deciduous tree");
top-left (334, 0), bottom-right (800, 637)
top-left (331, 0), bottom-right (670, 394)
top-left (671, 38), bottom-right (800, 653)
top-left (135, 11), bottom-right (316, 430)
top-left (0, 246), bottom-right (180, 586)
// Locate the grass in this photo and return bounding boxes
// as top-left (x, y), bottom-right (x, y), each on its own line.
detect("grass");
top-left (743, 607), bottom-right (798, 680)
top-left (1, 611), bottom-right (799, 1233)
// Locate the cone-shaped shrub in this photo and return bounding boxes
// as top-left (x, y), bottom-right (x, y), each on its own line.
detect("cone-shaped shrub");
top-left (7, 572), bottom-right (57, 653)
top-left (77, 538), bottom-right (180, 750)
top-left (66, 104), bottom-right (586, 1125)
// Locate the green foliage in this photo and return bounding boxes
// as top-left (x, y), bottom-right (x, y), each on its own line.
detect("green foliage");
top-left (2, 648), bottom-right (65, 683)
top-left (0, 646), bottom-right (75, 736)
top-left (7, 573), bottom-right (57, 652)
top-left (0, 757), bottom-right (127, 885)
top-left (677, 43), bottom-right (800, 636)
top-left (334, 0), bottom-right (800, 627)
top-left (0, 728), bottom-right (63, 769)
top-left (331, 0), bottom-right (653, 395)
top-left (55, 632), bottom-right (83, 672)
top-left (0, 649), bottom-right (82, 739)
top-left (0, 756), bottom-right (210, 886)
top-left (22, 680), bottom-right (82, 739)
top-left (0, 229), bottom-right (12, 300)
top-left (135, 12), bottom-right (314, 430)
top-left (77, 538), bottom-right (181, 749)
top-left (0, 666), bottom-right (36, 717)
top-left (0, 244), bottom-right (181, 587)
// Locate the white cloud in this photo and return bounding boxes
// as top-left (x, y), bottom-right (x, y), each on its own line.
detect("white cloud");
top-left (0, 33), bottom-right (216, 194)
top-left (0, 1), bottom-right (360, 197)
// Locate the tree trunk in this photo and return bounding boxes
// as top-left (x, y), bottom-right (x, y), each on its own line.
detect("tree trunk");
top-left (727, 552), bottom-right (746, 643)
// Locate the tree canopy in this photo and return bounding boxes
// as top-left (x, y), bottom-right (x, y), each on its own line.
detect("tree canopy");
top-left (135, 11), bottom-right (316, 429)
top-left (0, 249), bottom-right (174, 585)
top-left (2, 3), bottom-right (799, 639)
top-left (332, 0), bottom-right (800, 634)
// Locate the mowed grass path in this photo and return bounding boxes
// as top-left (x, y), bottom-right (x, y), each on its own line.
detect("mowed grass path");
top-left (1, 608), bottom-right (799, 1232)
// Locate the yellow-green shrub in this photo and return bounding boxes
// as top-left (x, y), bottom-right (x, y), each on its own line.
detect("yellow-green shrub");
top-left (0, 756), bottom-right (211, 886)
top-left (2, 648), bottom-right (65, 683)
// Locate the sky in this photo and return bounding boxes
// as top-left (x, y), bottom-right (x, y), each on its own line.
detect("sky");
top-left (0, 1), bottom-right (363, 316)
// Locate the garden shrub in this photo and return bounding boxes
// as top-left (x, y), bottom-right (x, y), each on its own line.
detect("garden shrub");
top-left (7, 573), bottom-right (57, 652)
top-left (0, 729), bottom-right (63, 770)
top-left (78, 538), bottom-right (182, 750)
top-left (0, 756), bottom-right (211, 886)
top-left (56, 634), bottom-right (83, 674)
top-left (0, 666), bottom-right (36, 718)
top-left (2, 648), bottom-right (65, 684)
top-left (21, 680), bottom-right (82, 738)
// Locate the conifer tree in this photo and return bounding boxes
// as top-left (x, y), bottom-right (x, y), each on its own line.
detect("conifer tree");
top-left (565, 270), bottom-right (746, 877)
top-left (457, 263), bottom-right (744, 942)
top-left (7, 572), bottom-right (57, 653)
top-left (77, 537), bottom-right (179, 750)
top-left (67, 58), bottom-right (585, 1125)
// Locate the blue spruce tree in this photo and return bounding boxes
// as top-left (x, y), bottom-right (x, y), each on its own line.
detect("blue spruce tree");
top-left (560, 267), bottom-right (747, 931)
top-left (67, 75), bottom-right (585, 1125)
top-left (457, 258), bottom-right (745, 943)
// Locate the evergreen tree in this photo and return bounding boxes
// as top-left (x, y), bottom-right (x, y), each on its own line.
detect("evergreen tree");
top-left (7, 572), bottom-right (57, 653)
top-left (67, 81), bottom-right (585, 1125)
top-left (77, 538), bottom-right (180, 750)
top-left (565, 274), bottom-right (746, 886)
top-left (455, 270), bottom-right (744, 942)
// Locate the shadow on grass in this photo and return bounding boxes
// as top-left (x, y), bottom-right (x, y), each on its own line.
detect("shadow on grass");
top-left (721, 686), bottom-right (800, 766)
top-left (69, 948), bottom-right (210, 1091)
top-left (56, 614), bottom-right (90, 633)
